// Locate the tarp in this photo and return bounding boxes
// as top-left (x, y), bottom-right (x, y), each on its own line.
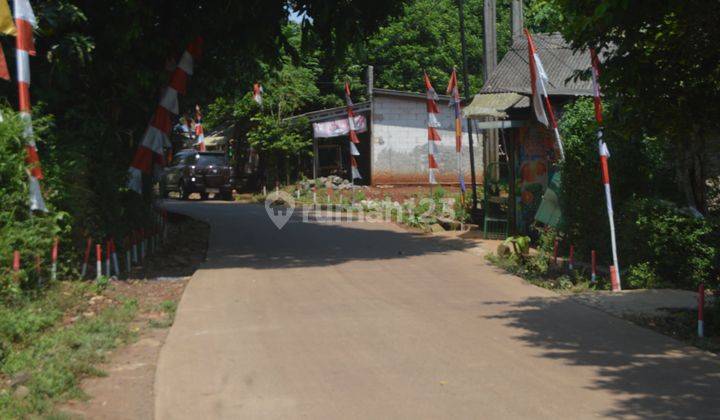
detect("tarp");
top-left (534, 171), bottom-right (562, 228)
top-left (463, 92), bottom-right (527, 119)
top-left (313, 115), bottom-right (367, 138)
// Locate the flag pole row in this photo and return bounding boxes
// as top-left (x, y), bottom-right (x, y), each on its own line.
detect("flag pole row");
top-left (76, 208), bottom-right (169, 280)
top-left (344, 82), bottom-right (362, 203)
top-left (9, 237), bottom-right (59, 283)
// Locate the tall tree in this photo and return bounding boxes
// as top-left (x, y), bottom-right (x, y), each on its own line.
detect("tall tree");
top-left (552, 0), bottom-right (720, 214)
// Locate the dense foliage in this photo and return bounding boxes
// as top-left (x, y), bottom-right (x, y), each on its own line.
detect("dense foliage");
top-left (551, 0), bottom-right (720, 214)
top-left (0, 0), bottom-right (405, 289)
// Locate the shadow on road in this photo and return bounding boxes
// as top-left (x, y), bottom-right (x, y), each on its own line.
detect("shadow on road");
top-left (165, 200), bottom-right (476, 270)
top-left (484, 297), bottom-right (720, 419)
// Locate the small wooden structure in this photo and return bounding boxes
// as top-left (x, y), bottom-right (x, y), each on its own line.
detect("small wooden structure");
top-left (464, 33), bottom-right (595, 237)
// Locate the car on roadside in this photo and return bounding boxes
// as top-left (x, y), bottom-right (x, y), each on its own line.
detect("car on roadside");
top-left (160, 151), bottom-right (235, 200)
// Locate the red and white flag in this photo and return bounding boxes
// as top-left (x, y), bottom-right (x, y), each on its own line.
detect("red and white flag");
top-left (446, 68), bottom-right (466, 191)
top-left (253, 83), bottom-right (263, 106)
top-left (525, 29), bottom-right (565, 159)
top-left (424, 72), bottom-right (441, 184)
top-left (14, 0), bottom-right (45, 211)
top-left (194, 104), bottom-right (205, 152)
top-left (128, 37), bottom-right (203, 193)
top-left (344, 82), bottom-right (361, 179)
top-left (590, 48), bottom-right (622, 291)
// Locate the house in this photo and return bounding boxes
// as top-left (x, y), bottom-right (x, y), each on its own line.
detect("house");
top-left (463, 33), bottom-right (595, 236)
top-left (289, 74), bottom-right (484, 187)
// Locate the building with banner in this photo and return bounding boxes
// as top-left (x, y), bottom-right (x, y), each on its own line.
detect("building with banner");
top-left (287, 75), bottom-right (483, 186)
top-left (463, 33), bottom-right (595, 237)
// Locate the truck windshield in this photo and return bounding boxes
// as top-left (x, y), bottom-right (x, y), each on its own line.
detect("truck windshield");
top-left (197, 155), bottom-right (227, 166)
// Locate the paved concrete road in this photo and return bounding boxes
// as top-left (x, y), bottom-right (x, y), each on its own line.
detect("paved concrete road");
top-left (155, 201), bottom-right (720, 419)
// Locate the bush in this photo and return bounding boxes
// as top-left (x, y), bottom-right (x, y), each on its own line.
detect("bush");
top-left (619, 197), bottom-right (717, 289)
top-left (626, 262), bottom-right (662, 289)
top-left (0, 108), bottom-right (67, 297)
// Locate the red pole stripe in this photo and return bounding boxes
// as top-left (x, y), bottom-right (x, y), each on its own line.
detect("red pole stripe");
top-left (96, 244), bottom-right (102, 262)
top-left (600, 156), bottom-right (610, 184)
top-left (15, 19), bottom-right (35, 55)
top-left (18, 82), bottom-right (31, 112)
top-left (13, 251), bottom-right (20, 271)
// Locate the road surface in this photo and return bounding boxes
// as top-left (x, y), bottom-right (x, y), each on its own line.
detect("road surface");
top-left (155, 201), bottom-right (720, 419)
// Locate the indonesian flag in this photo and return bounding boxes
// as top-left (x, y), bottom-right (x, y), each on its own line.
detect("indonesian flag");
top-left (128, 37), bottom-right (203, 193)
top-left (13, 0), bottom-right (45, 211)
top-left (345, 82), bottom-right (360, 145)
top-left (446, 68), bottom-right (466, 192)
top-left (525, 29), bottom-right (557, 129)
top-left (253, 83), bottom-right (263, 105)
top-left (446, 69), bottom-right (463, 152)
top-left (350, 156), bottom-right (361, 180)
top-left (425, 72), bottom-right (440, 184)
top-left (590, 48), bottom-right (603, 125)
top-left (345, 82), bottom-right (361, 180)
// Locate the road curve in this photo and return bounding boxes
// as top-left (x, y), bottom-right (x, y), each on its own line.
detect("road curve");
top-left (155, 200), bottom-right (720, 419)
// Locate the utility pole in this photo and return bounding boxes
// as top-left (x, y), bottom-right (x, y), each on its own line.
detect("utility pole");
top-left (511, 0), bottom-right (524, 40)
top-left (457, 0), bottom-right (479, 211)
top-left (483, 0), bottom-right (498, 77)
top-left (482, 0), bottom-right (499, 197)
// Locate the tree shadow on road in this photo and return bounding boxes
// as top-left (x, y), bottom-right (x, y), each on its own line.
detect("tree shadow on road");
top-left (483, 297), bottom-right (720, 419)
top-left (194, 206), bottom-right (477, 270)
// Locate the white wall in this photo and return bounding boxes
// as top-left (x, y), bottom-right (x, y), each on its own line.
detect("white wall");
top-left (371, 95), bottom-right (483, 184)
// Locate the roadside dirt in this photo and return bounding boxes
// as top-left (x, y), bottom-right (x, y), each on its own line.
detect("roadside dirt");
top-left (59, 213), bottom-right (209, 420)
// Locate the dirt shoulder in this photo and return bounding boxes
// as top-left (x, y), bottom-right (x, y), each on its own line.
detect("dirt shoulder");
top-left (59, 214), bottom-right (209, 419)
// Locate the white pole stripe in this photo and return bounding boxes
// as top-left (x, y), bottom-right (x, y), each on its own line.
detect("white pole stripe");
top-left (177, 51), bottom-right (194, 75)
top-left (159, 87), bottom-right (179, 114)
top-left (350, 142), bottom-right (360, 156)
top-left (16, 49), bottom-right (30, 83)
top-left (14, 0), bottom-right (37, 27)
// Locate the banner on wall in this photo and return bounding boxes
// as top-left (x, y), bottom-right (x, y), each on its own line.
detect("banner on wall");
top-left (313, 115), bottom-right (367, 138)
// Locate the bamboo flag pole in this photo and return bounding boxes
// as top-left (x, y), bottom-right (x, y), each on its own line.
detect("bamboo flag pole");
top-left (591, 48), bottom-right (622, 291)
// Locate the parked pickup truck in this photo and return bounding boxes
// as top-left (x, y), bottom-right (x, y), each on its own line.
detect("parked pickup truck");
top-left (160, 151), bottom-right (235, 200)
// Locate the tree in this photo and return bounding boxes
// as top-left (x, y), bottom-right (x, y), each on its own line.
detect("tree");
top-left (349, 0), bottom-right (514, 94)
top-left (551, 0), bottom-right (720, 214)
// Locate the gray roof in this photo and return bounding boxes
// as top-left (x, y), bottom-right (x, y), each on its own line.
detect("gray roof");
top-left (481, 33), bottom-right (593, 97)
top-left (463, 93), bottom-right (529, 119)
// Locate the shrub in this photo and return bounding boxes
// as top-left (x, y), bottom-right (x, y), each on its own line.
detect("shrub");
top-left (619, 197), bottom-right (717, 289)
top-left (626, 262), bottom-right (662, 289)
top-left (0, 108), bottom-right (67, 296)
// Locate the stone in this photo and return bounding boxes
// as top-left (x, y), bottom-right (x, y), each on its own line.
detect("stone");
top-left (496, 243), bottom-right (512, 258)
top-left (436, 216), bottom-right (461, 231)
top-left (10, 371), bottom-right (31, 387)
top-left (13, 385), bottom-right (30, 400)
top-left (429, 223), bottom-right (445, 233)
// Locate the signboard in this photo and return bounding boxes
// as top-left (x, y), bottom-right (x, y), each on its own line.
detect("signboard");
top-left (313, 115), bottom-right (367, 138)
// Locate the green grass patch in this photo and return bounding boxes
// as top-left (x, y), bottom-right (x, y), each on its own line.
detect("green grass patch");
top-left (0, 282), bottom-right (138, 418)
top-left (149, 300), bottom-right (178, 329)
